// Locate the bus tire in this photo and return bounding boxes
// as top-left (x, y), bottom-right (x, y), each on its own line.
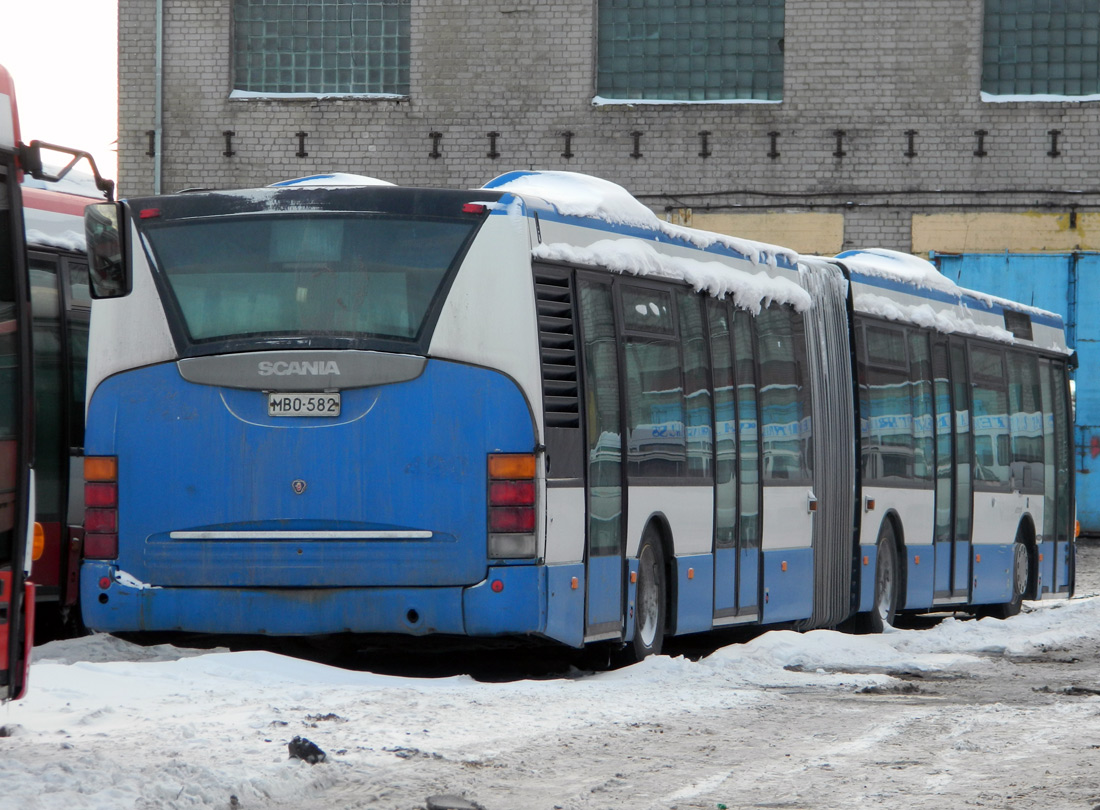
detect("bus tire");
top-left (859, 520), bottom-right (900, 634)
top-left (984, 529), bottom-right (1030, 619)
top-left (620, 527), bottom-right (667, 664)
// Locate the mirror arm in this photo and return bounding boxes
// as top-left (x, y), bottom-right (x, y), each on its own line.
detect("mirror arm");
top-left (20, 140), bottom-right (115, 202)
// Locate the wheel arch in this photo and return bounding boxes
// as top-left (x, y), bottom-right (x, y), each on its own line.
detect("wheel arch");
top-left (877, 510), bottom-right (909, 610)
top-left (1016, 513), bottom-right (1039, 599)
top-left (635, 512), bottom-right (674, 634)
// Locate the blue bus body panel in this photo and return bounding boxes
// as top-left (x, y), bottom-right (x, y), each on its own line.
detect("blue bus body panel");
top-left (81, 358), bottom-right (539, 634)
top-left (761, 548), bottom-right (814, 624)
top-left (901, 543), bottom-right (935, 609)
top-left (971, 544), bottom-right (1014, 605)
top-left (671, 554), bottom-right (714, 635)
top-left (84, 560), bottom-right (589, 642)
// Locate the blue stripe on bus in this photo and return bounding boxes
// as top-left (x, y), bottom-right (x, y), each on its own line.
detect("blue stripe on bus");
top-left (850, 270), bottom-right (1065, 329)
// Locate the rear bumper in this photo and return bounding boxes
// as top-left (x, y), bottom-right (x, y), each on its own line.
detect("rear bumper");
top-left (80, 561), bottom-right (587, 646)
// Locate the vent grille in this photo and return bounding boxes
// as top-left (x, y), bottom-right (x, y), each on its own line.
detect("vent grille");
top-left (1003, 309), bottom-right (1034, 341)
top-left (534, 270), bottom-right (580, 428)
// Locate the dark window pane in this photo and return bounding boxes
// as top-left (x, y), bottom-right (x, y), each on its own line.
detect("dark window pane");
top-left (29, 256), bottom-right (63, 518)
top-left (708, 299), bottom-right (736, 546)
top-left (142, 214), bottom-right (475, 343)
top-left (757, 305), bottom-right (810, 483)
top-left (597, 0), bottom-right (784, 101)
top-left (626, 337), bottom-right (685, 477)
top-left (971, 347), bottom-right (1011, 487)
top-left (678, 291), bottom-right (712, 479)
top-left (579, 280), bottom-right (623, 556)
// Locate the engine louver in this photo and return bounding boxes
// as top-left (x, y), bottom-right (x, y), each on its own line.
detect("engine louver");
top-left (534, 270), bottom-right (580, 428)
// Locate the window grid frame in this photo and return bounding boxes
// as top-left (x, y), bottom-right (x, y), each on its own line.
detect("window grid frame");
top-left (233, 0), bottom-right (411, 97)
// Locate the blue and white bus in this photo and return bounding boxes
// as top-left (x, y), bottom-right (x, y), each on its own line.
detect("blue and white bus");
top-left (78, 171), bottom-right (1075, 661)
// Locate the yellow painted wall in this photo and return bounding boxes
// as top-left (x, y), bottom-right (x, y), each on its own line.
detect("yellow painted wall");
top-left (676, 210), bottom-right (845, 256)
top-left (913, 212), bottom-right (1100, 254)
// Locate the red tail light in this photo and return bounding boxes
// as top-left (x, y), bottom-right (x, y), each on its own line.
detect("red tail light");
top-left (84, 456), bottom-right (118, 559)
top-left (489, 480), bottom-right (535, 506)
top-left (487, 453), bottom-right (536, 559)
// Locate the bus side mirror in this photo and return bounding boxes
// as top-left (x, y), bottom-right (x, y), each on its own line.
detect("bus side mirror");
top-left (85, 202), bottom-right (130, 298)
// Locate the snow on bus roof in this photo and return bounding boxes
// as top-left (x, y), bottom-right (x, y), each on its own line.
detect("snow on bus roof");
top-left (838, 248), bottom-right (1057, 320)
top-left (268, 173), bottom-right (395, 187)
top-left (533, 239), bottom-right (812, 314)
top-left (483, 170), bottom-right (799, 269)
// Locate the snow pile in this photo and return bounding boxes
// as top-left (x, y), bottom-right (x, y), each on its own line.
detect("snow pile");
top-left (2, 593), bottom-right (1098, 809)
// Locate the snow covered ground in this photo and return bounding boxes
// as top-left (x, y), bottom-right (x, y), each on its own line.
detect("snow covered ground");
top-left (3, 543), bottom-right (1100, 810)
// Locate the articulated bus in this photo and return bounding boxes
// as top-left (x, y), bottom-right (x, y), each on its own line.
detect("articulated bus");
top-left (78, 171), bottom-right (1075, 661)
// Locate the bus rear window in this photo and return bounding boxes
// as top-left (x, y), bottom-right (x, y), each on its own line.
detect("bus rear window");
top-left (139, 214), bottom-right (479, 344)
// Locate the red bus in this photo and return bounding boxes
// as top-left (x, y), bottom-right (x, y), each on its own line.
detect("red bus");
top-left (0, 63), bottom-right (112, 698)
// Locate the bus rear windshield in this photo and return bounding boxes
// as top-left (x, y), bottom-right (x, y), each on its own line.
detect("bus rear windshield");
top-left (140, 213), bottom-right (479, 347)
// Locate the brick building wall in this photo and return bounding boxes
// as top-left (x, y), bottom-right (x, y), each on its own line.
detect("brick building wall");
top-left (117, 0), bottom-right (1100, 254)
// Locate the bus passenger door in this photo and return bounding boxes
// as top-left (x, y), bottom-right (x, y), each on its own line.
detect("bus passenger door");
top-left (577, 277), bottom-right (624, 640)
top-left (932, 341), bottom-right (961, 600)
top-left (707, 300), bottom-right (760, 623)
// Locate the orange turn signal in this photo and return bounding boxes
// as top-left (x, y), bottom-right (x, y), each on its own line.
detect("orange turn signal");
top-left (31, 522), bottom-right (44, 562)
top-left (85, 456), bottom-right (118, 482)
top-left (488, 454), bottom-right (536, 480)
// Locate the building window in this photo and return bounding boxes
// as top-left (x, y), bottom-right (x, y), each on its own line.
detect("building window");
top-left (233, 0), bottom-right (410, 96)
top-left (596, 0), bottom-right (784, 102)
top-left (982, 0), bottom-right (1100, 98)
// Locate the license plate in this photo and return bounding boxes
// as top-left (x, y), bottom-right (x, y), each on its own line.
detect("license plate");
top-left (268, 392), bottom-right (341, 417)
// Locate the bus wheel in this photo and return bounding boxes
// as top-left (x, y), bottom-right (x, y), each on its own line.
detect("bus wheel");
top-left (984, 532), bottom-right (1029, 619)
top-left (620, 528), bottom-right (666, 664)
top-left (860, 521), bottom-right (899, 634)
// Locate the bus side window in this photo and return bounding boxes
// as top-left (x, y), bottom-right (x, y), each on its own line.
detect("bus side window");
top-left (970, 346), bottom-right (1011, 489)
top-left (64, 259), bottom-right (90, 450)
top-left (757, 304), bottom-right (811, 484)
top-left (28, 255), bottom-right (64, 521)
top-left (862, 324), bottom-right (912, 483)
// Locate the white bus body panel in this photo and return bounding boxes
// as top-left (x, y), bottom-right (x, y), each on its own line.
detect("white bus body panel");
top-left (429, 215), bottom-right (544, 437)
top-left (761, 485), bottom-right (815, 550)
top-left (626, 486), bottom-right (713, 557)
top-left (971, 490), bottom-right (1035, 545)
top-left (860, 486), bottom-right (934, 546)
top-left (544, 486), bottom-right (585, 564)
top-left (86, 221), bottom-right (178, 406)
